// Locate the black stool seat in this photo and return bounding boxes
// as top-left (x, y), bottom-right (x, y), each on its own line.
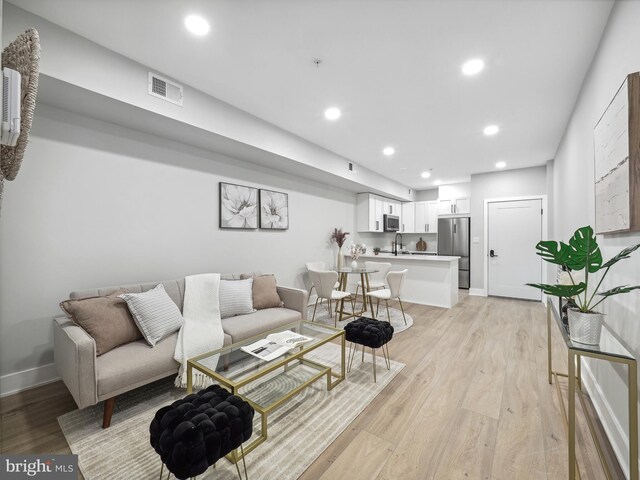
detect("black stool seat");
top-left (344, 317), bottom-right (394, 348)
top-left (150, 384), bottom-right (254, 480)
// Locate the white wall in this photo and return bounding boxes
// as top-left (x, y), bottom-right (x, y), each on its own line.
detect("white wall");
top-left (553, 1), bottom-right (640, 475)
top-left (469, 166), bottom-right (547, 292)
top-left (0, 104), bottom-right (356, 391)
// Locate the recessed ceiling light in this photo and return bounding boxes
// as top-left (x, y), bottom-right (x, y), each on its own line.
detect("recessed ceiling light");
top-left (434, 180), bottom-right (442, 186)
top-left (383, 147), bottom-right (395, 156)
top-left (324, 107), bottom-right (341, 121)
top-left (184, 15), bottom-right (210, 36)
top-left (496, 161), bottom-right (507, 168)
top-left (462, 58), bottom-right (484, 76)
top-left (483, 124), bottom-right (500, 136)
top-left (421, 171), bottom-right (431, 179)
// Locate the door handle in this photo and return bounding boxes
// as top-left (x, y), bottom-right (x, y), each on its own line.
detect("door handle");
top-left (376, 220), bottom-right (379, 231)
top-left (490, 249), bottom-right (498, 257)
top-left (454, 224), bottom-right (457, 234)
top-left (427, 224), bottom-right (429, 232)
top-left (402, 223), bottom-right (405, 232)
top-left (450, 205), bottom-right (453, 213)
top-left (424, 223), bottom-right (427, 232)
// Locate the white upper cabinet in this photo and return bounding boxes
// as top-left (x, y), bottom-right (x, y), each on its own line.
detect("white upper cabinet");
top-left (427, 201), bottom-right (439, 233)
top-left (416, 201), bottom-right (439, 233)
top-left (438, 197), bottom-right (470, 215)
top-left (401, 202), bottom-right (415, 233)
top-left (357, 193), bottom-right (398, 232)
top-left (437, 183), bottom-right (471, 216)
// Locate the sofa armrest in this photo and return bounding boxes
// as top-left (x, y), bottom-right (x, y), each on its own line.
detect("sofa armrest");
top-left (277, 286), bottom-right (308, 320)
top-left (53, 316), bottom-right (98, 409)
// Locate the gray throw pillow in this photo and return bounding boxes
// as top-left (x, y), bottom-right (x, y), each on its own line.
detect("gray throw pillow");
top-left (119, 284), bottom-right (183, 346)
top-left (219, 278), bottom-right (256, 319)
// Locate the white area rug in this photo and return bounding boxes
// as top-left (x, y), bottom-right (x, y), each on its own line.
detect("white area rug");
top-left (307, 300), bottom-right (413, 333)
top-left (58, 343), bottom-right (404, 480)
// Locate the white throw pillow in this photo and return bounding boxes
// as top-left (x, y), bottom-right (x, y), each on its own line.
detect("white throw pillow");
top-left (119, 284), bottom-right (183, 346)
top-left (219, 278), bottom-right (256, 319)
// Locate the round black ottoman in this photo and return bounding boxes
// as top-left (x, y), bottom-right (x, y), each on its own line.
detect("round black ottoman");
top-left (149, 384), bottom-right (254, 480)
top-left (344, 317), bottom-right (394, 382)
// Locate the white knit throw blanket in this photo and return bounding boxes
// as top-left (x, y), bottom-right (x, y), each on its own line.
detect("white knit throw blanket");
top-left (174, 273), bottom-right (224, 389)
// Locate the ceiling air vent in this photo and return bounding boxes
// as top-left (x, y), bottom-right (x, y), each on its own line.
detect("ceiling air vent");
top-left (148, 72), bottom-right (183, 106)
top-left (348, 162), bottom-right (354, 172)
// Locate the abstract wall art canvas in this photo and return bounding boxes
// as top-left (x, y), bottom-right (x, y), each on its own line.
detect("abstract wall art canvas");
top-left (219, 182), bottom-right (258, 229)
top-left (259, 189), bottom-right (289, 230)
top-left (594, 72), bottom-right (640, 234)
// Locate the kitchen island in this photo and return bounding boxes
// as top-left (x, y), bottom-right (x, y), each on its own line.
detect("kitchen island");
top-left (350, 253), bottom-right (459, 308)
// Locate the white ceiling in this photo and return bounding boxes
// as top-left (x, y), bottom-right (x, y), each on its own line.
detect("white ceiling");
top-left (10, 0), bottom-right (614, 189)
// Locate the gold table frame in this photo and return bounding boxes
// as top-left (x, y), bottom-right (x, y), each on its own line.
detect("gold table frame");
top-left (336, 268), bottom-right (377, 320)
top-left (547, 300), bottom-right (638, 480)
top-left (186, 321), bottom-right (346, 463)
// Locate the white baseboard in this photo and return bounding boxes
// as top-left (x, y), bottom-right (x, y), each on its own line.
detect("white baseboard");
top-left (468, 288), bottom-right (487, 297)
top-left (0, 363), bottom-right (60, 398)
top-left (581, 361), bottom-right (630, 478)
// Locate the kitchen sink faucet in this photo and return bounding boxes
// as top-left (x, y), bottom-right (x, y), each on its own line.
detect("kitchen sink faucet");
top-left (393, 233), bottom-right (403, 256)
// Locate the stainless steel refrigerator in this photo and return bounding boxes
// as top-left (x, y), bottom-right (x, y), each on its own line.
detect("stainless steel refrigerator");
top-left (437, 217), bottom-right (470, 289)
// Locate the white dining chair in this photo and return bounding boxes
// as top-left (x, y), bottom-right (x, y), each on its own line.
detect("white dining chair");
top-left (354, 261), bottom-right (392, 299)
top-left (365, 269), bottom-right (408, 324)
top-left (308, 270), bottom-right (354, 327)
top-left (306, 261), bottom-right (340, 303)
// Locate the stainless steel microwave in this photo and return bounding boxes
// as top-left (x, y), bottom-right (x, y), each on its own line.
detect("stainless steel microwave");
top-left (383, 214), bottom-right (400, 232)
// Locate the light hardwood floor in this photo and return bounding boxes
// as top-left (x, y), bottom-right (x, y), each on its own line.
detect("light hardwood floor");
top-left (0, 294), bottom-right (618, 479)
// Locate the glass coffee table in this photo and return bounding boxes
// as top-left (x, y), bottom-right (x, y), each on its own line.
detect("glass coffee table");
top-left (187, 320), bottom-right (346, 462)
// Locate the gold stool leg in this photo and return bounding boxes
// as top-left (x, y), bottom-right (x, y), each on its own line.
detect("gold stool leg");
top-left (372, 347), bottom-right (377, 383)
top-left (385, 300), bottom-right (391, 322)
top-left (382, 342), bottom-right (391, 369)
top-left (347, 342), bottom-right (357, 372)
top-left (159, 462), bottom-right (164, 480)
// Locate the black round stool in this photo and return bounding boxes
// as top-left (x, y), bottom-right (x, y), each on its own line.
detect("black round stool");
top-left (344, 317), bottom-right (394, 382)
top-left (150, 384), bottom-right (254, 480)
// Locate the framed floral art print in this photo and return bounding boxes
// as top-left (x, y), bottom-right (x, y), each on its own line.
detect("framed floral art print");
top-left (219, 182), bottom-right (258, 229)
top-left (259, 189), bottom-right (289, 230)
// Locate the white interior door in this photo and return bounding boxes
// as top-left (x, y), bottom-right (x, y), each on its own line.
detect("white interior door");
top-left (488, 199), bottom-right (542, 300)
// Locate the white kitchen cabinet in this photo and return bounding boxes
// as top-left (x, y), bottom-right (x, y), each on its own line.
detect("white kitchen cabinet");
top-left (455, 197), bottom-right (470, 214)
top-left (357, 193), bottom-right (391, 232)
top-left (416, 201), bottom-right (440, 232)
top-left (438, 197), bottom-right (470, 215)
top-left (401, 202), bottom-right (415, 233)
top-left (426, 201), bottom-right (439, 233)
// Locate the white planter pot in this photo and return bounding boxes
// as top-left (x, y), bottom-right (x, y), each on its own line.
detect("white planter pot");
top-left (567, 308), bottom-right (603, 345)
top-left (351, 260), bottom-right (359, 270)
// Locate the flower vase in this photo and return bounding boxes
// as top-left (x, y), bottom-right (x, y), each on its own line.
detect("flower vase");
top-left (336, 247), bottom-right (344, 270)
top-left (351, 260), bottom-right (358, 270)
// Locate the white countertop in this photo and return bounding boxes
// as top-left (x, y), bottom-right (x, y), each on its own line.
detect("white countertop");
top-left (356, 253), bottom-right (460, 262)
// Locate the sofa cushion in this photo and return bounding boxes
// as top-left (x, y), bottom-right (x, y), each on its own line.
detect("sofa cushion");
top-left (219, 278), bottom-right (256, 319)
top-left (96, 332), bottom-right (180, 397)
top-left (222, 308), bottom-right (301, 343)
top-left (119, 284), bottom-right (184, 346)
top-left (60, 290), bottom-right (142, 356)
top-left (240, 274), bottom-right (283, 310)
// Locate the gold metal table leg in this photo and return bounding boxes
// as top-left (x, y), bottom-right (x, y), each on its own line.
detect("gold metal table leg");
top-left (630, 360), bottom-right (638, 480)
top-left (569, 350), bottom-right (576, 480)
top-left (547, 303), bottom-right (552, 385)
top-left (187, 363), bottom-right (193, 394)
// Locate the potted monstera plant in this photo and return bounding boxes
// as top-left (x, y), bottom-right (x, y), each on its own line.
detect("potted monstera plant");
top-left (527, 225), bottom-right (640, 345)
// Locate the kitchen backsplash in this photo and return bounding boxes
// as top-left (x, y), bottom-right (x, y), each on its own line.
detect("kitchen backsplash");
top-left (355, 232), bottom-right (438, 252)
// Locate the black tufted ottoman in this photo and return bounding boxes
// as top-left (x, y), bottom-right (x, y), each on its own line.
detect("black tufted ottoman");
top-left (150, 384), bottom-right (254, 480)
top-left (344, 317), bottom-right (394, 383)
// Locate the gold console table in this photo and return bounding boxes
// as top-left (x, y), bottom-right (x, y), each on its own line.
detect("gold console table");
top-left (547, 299), bottom-right (638, 480)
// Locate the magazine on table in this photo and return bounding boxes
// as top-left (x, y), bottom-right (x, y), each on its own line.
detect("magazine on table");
top-left (241, 330), bottom-right (314, 361)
